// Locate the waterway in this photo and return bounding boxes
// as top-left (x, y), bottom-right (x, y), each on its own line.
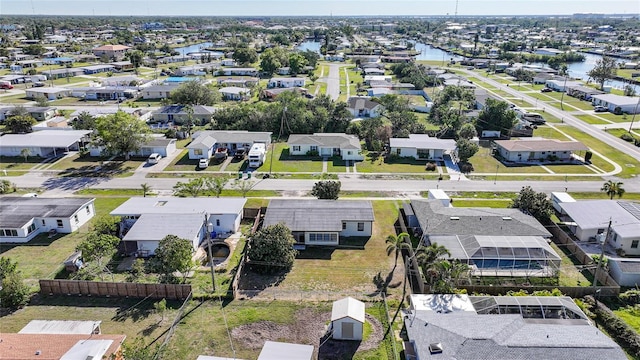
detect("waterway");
top-left (296, 41), bottom-right (322, 53)
top-left (174, 42), bottom-right (223, 57)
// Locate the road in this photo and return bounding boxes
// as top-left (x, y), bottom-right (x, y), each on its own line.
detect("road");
top-left (457, 68), bottom-right (640, 162)
top-left (326, 63), bottom-right (342, 100)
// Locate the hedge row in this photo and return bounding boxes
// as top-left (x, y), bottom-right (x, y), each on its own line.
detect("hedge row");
top-left (584, 296), bottom-right (640, 358)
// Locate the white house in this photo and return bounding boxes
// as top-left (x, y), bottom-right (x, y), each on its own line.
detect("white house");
top-left (346, 96), bottom-right (384, 118)
top-left (494, 139), bottom-right (588, 163)
top-left (0, 130), bottom-right (91, 157)
top-left (287, 133), bottom-right (363, 161)
top-left (363, 75), bottom-right (392, 85)
top-left (0, 197), bottom-right (95, 243)
top-left (609, 260), bottom-right (640, 287)
top-left (331, 297), bottom-right (365, 341)
top-left (389, 134), bottom-right (457, 161)
top-left (110, 197), bottom-right (246, 256)
top-left (89, 136), bottom-right (176, 158)
top-left (25, 87), bottom-right (72, 101)
top-left (551, 191), bottom-right (576, 214)
top-left (545, 79), bottom-right (582, 92)
top-left (267, 77), bottom-right (306, 88)
top-left (187, 130), bottom-right (272, 160)
top-left (219, 86), bottom-right (250, 101)
top-left (262, 199), bottom-right (374, 246)
top-left (219, 68), bottom-right (259, 77)
top-left (560, 200), bottom-right (640, 255)
top-left (591, 94), bottom-right (640, 114)
top-left (141, 84), bottom-right (180, 100)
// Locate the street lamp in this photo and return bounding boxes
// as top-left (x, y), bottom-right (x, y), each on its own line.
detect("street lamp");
top-left (205, 218), bottom-right (216, 292)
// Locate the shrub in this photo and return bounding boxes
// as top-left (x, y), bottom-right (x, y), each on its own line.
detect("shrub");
top-left (613, 106), bottom-right (623, 115)
top-left (459, 162), bottom-right (474, 174)
top-left (425, 162), bottom-right (437, 171)
top-left (305, 150), bottom-right (319, 157)
top-left (621, 133), bottom-right (635, 142)
top-left (583, 296), bottom-right (640, 356)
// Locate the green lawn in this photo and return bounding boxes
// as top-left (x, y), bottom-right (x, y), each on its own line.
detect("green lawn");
top-left (261, 143), bottom-right (324, 173)
top-left (355, 153), bottom-right (432, 173)
top-left (559, 125), bottom-right (639, 177)
top-left (550, 242), bottom-right (592, 287)
top-left (452, 199), bottom-right (511, 208)
top-left (468, 146), bottom-right (548, 174)
top-left (614, 307), bottom-right (640, 334)
top-left (575, 115), bottom-right (611, 125)
top-left (532, 126), bottom-right (571, 140)
top-left (577, 113), bottom-right (634, 123)
top-left (326, 156), bottom-right (348, 173)
top-left (0, 156), bottom-right (43, 170)
top-left (0, 197), bottom-right (127, 289)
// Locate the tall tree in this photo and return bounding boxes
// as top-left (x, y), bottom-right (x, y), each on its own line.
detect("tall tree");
top-left (232, 47), bottom-right (258, 65)
top-left (72, 111), bottom-right (97, 130)
top-left (169, 80), bottom-right (218, 106)
top-left (458, 123), bottom-right (477, 140)
top-left (153, 235), bottom-right (195, 283)
top-left (247, 224), bottom-right (297, 274)
top-left (601, 180), bottom-right (625, 200)
top-left (311, 180), bottom-right (341, 200)
top-left (126, 50), bottom-right (144, 70)
top-left (173, 177), bottom-right (207, 197)
top-left (456, 138), bottom-right (479, 163)
top-left (475, 98), bottom-right (517, 136)
top-left (140, 183), bottom-right (152, 197)
top-left (587, 56), bottom-right (617, 91)
top-left (206, 177), bottom-right (229, 198)
top-left (94, 111), bottom-right (151, 160)
top-left (259, 48), bottom-right (282, 75)
top-left (76, 233), bottom-right (120, 280)
top-left (386, 232), bottom-right (411, 272)
top-left (0, 257), bottom-right (29, 308)
top-left (20, 148), bottom-right (32, 163)
top-left (4, 115), bottom-right (36, 133)
top-left (510, 186), bottom-right (553, 222)
top-left (288, 52), bottom-right (308, 76)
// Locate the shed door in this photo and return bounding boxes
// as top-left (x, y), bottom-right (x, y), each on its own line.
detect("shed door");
top-left (342, 322), bottom-right (354, 339)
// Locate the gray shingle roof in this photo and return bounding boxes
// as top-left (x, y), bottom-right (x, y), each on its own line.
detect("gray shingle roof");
top-left (0, 197), bottom-right (94, 228)
top-left (110, 197), bottom-right (246, 216)
top-left (346, 96), bottom-right (381, 111)
top-left (494, 139), bottom-right (588, 152)
top-left (263, 199), bottom-right (374, 232)
top-left (410, 200), bottom-right (551, 237)
top-left (287, 133), bottom-right (362, 150)
top-left (187, 134), bottom-right (216, 149)
top-left (188, 131), bottom-right (272, 149)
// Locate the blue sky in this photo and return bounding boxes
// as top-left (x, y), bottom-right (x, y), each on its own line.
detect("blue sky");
top-left (1, 0), bottom-right (638, 16)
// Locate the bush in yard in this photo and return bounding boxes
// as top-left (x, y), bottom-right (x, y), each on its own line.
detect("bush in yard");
top-left (510, 186), bottom-right (553, 222)
top-left (621, 133), bottom-right (635, 142)
top-left (0, 257), bottom-right (30, 309)
top-left (583, 296), bottom-right (640, 357)
top-left (311, 180), bottom-right (341, 200)
top-left (153, 235), bottom-right (195, 284)
top-left (0, 179), bottom-right (16, 194)
top-left (305, 149), bottom-right (319, 157)
top-left (247, 223), bottom-right (297, 274)
top-left (425, 162), bottom-right (437, 171)
top-left (459, 162), bottom-right (474, 174)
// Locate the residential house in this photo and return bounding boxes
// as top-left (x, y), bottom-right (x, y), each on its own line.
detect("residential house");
top-left (262, 199), bottom-right (374, 246)
top-left (408, 200), bottom-right (558, 277)
top-left (566, 85), bottom-right (604, 100)
top-left (16, 59), bottom-right (42, 68)
top-left (288, 133), bottom-right (364, 161)
top-left (267, 77), bottom-right (306, 88)
top-left (545, 79), bottom-right (582, 92)
top-left (175, 63), bottom-right (217, 76)
top-left (217, 77), bottom-right (259, 87)
top-left (494, 139), bottom-right (589, 163)
top-left (81, 64), bottom-right (116, 74)
top-left (142, 84), bottom-right (180, 100)
top-left (219, 68), bottom-right (259, 77)
top-left (110, 60), bottom-right (134, 71)
top-left (404, 294), bottom-right (626, 360)
top-left (71, 86), bottom-right (137, 101)
top-left (559, 200), bottom-right (640, 254)
top-left (0, 106), bottom-right (57, 121)
top-left (90, 136), bottom-right (176, 157)
top-left (390, 134), bottom-right (457, 161)
top-left (25, 87), bottom-right (72, 101)
top-left (100, 75), bottom-right (143, 87)
top-left (219, 86), bottom-right (250, 101)
top-left (534, 47), bottom-right (565, 56)
top-left (609, 259), bottom-right (640, 287)
top-left (257, 341), bottom-right (314, 360)
top-left (110, 197), bottom-right (246, 256)
top-left (40, 68), bottom-right (84, 80)
top-left (0, 333), bottom-right (126, 360)
top-left (443, 78), bottom-right (476, 89)
top-left (0, 197), bottom-right (95, 243)
top-left (187, 130), bottom-right (272, 160)
top-left (591, 94), bottom-right (640, 114)
top-left (331, 297), bottom-right (365, 341)
top-left (363, 75), bottom-right (392, 85)
top-left (92, 44), bottom-right (131, 60)
top-left (0, 130), bottom-right (91, 157)
top-left (346, 96), bottom-right (384, 118)
top-left (152, 105), bottom-right (217, 125)
top-left (262, 87), bottom-right (308, 100)
top-left (363, 67), bottom-right (386, 75)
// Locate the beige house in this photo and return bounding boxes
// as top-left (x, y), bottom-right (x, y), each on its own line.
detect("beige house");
top-left (92, 45), bottom-right (131, 60)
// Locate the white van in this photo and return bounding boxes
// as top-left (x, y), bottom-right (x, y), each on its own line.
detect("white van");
top-left (147, 153), bottom-right (162, 165)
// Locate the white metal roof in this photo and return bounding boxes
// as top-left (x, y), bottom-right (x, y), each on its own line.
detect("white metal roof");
top-left (551, 192), bottom-right (576, 203)
top-left (331, 297), bottom-right (365, 323)
top-left (560, 200), bottom-right (639, 230)
top-left (0, 130), bottom-right (91, 148)
top-left (257, 341), bottom-right (314, 360)
top-left (19, 320), bottom-right (101, 335)
top-left (110, 197), bottom-right (246, 216)
top-left (60, 339), bottom-right (113, 360)
top-left (389, 134), bottom-right (456, 151)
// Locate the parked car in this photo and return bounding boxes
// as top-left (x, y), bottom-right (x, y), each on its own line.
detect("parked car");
top-left (33, 82), bottom-right (46, 87)
top-left (594, 106), bottom-right (608, 112)
top-left (147, 153), bottom-right (162, 165)
top-left (198, 158), bottom-right (210, 169)
top-left (234, 148), bottom-right (246, 160)
top-left (214, 147), bottom-right (229, 160)
top-left (522, 113), bottom-right (546, 125)
top-left (541, 87), bottom-right (553, 93)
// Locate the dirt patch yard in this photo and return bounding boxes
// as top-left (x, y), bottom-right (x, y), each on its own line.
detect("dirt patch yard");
top-left (231, 307), bottom-right (384, 360)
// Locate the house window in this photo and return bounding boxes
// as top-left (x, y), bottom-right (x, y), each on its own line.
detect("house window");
top-left (28, 223), bottom-right (36, 234)
top-left (216, 219), bottom-right (220, 227)
top-left (293, 146), bottom-right (300, 152)
top-left (357, 222), bottom-right (365, 231)
top-left (632, 240), bottom-right (639, 249)
top-left (308, 233), bottom-right (338, 243)
top-left (194, 149), bottom-right (203, 155)
top-left (167, 114), bottom-right (174, 121)
top-left (342, 222), bottom-right (346, 230)
top-left (56, 219), bottom-right (63, 228)
top-left (417, 149), bottom-right (429, 159)
top-left (74, 215), bottom-right (79, 223)
top-left (42, 219), bottom-right (46, 226)
top-left (86, 206), bottom-right (91, 215)
top-left (396, 148), bottom-right (401, 156)
top-left (310, 146), bottom-right (318, 152)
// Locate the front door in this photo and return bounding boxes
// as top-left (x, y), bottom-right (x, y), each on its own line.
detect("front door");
top-left (342, 322), bottom-right (354, 339)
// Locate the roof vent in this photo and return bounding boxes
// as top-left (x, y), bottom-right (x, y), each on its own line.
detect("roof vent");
top-left (155, 201), bottom-right (168, 207)
top-left (429, 342), bottom-right (443, 354)
top-left (35, 350), bottom-right (41, 355)
top-left (502, 217), bottom-right (512, 221)
top-left (450, 216), bottom-right (460, 220)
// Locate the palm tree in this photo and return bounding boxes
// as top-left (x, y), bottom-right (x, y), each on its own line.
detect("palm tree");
top-left (140, 183), bottom-right (151, 197)
top-left (416, 242), bottom-right (451, 289)
top-left (385, 232), bottom-right (411, 272)
top-left (601, 180), bottom-right (625, 200)
top-left (20, 148), bottom-right (31, 163)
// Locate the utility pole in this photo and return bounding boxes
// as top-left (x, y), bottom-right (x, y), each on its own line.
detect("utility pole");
top-left (592, 218), bottom-right (612, 291)
top-left (559, 75), bottom-right (568, 110)
top-left (629, 96), bottom-right (640, 133)
top-left (204, 214), bottom-right (216, 292)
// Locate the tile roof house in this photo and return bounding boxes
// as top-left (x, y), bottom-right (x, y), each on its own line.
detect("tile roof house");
top-left (263, 199), bottom-right (374, 246)
top-left (92, 44), bottom-right (131, 60)
top-left (559, 200), bottom-right (640, 254)
top-left (408, 200), bottom-right (557, 277)
top-left (390, 134), bottom-right (457, 161)
top-left (494, 139), bottom-right (588, 163)
top-left (110, 197), bottom-right (246, 256)
top-left (0, 333), bottom-right (126, 360)
top-left (288, 133), bottom-right (363, 161)
top-left (0, 130), bottom-right (92, 158)
top-left (346, 96), bottom-right (384, 118)
top-left (0, 197), bottom-right (95, 243)
top-left (404, 294), bottom-right (626, 360)
top-left (187, 130), bottom-right (272, 160)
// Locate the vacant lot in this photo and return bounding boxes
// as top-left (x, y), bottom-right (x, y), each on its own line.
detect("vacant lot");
top-left (356, 153), bottom-right (434, 173)
top-left (261, 143), bottom-right (324, 173)
top-left (49, 154), bottom-right (143, 177)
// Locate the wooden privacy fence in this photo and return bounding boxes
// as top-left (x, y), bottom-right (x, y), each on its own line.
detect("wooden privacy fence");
top-left (39, 279), bottom-right (192, 300)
